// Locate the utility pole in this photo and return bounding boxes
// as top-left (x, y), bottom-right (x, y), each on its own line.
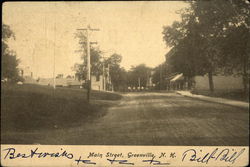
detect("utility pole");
top-left (53, 22), bottom-right (56, 89)
top-left (53, 8), bottom-right (57, 90)
top-left (86, 26), bottom-right (91, 100)
top-left (103, 60), bottom-right (106, 91)
top-left (160, 63), bottom-right (163, 90)
top-left (107, 63), bottom-right (110, 91)
top-left (31, 46), bottom-right (35, 79)
top-left (77, 25), bottom-right (99, 102)
top-left (138, 77), bottom-right (141, 90)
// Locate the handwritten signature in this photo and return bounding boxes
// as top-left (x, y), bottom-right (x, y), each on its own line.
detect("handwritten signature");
top-left (2, 147), bottom-right (245, 165)
top-left (182, 148), bottom-right (245, 164)
top-left (3, 147), bottom-right (73, 159)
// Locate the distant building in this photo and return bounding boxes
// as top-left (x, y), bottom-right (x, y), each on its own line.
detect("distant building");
top-left (164, 47), bottom-right (244, 92)
top-left (91, 74), bottom-right (114, 91)
top-left (91, 75), bottom-right (103, 91)
top-left (56, 74), bottom-right (64, 79)
top-left (19, 66), bottom-right (32, 77)
top-left (167, 73), bottom-right (243, 91)
top-left (36, 73), bottom-right (114, 91)
top-left (19, 66), bottom-right (36, 84)
top-left (169, 73), bottom-right (185, 90)
top-left (37, 74), bottom-right (110, 90)
top-left (192, 75), bottom-right (243, 91)
top-left (37, 77), bottom-right (82, 88)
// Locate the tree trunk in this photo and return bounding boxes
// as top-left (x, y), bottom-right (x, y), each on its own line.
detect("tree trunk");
top-left (187, 77), bottom-right (192, 90)
top-left (208, 71), bottom-right (214, 93)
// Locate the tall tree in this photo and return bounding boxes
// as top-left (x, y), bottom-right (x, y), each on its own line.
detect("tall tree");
top-left (216, 0), bottom-right (250, 94)
top-left (105, 53), bottom-right (127, 91)
top-left (73, 31), bottom-right (102, 81)
top-left (219, 25), bottom-right (250, 93)
top-left (191, 0), bottom-right (250, 92)
top-left (162, 0), bottom-right (250, 92)
top-left (2, 24), bottom-right (21, 82)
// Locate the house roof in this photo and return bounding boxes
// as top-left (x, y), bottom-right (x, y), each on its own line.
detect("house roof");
top-left (165, 72), bottom-right (179, 80)
top-left (170, 73), bottom-right (184, 82)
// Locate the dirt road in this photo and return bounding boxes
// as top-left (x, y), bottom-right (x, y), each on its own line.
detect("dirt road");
top-left (2, 92), bottom-right (249, 145)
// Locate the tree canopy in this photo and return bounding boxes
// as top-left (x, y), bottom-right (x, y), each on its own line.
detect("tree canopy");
top-left (104, 53), bottom-right (127, 91)
top-left (127, 64), bottom-right (151, 88)
top-left (2, 24), bottom-right (21, 82)
top-left (73, 31), bottom-right (128, 91)
top-left (73, 30), bottom-right (103, 81)
top-left (162, 0), bottom-right (250, 92)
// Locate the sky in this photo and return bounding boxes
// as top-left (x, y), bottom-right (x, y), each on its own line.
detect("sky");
top-left (3, 1), bottom-right (188, 78)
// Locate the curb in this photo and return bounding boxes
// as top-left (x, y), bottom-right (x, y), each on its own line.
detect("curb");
top-left (176, 91), bottom-right (249, 110)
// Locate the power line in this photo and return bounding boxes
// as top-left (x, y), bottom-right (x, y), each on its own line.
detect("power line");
top-left (53, 15), bottom-right (57, 89)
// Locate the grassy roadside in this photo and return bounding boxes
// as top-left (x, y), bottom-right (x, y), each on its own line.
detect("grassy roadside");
top-left (191, 89), bottom-right (249, 102)
top-left (1, 84), bottom-right (122, 132)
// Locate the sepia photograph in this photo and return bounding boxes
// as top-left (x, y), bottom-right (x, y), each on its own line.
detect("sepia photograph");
top-left (1, 0), bottom-right (249, 150)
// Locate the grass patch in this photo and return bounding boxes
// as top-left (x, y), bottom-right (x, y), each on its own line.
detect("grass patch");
top-left (191, 89), bottom-right (249, 102)
top-left (1, 84), bottom-right (122, 132)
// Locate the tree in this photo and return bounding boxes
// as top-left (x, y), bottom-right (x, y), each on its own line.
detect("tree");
top-left (219, 25), bottom-right (250, 93)
top-left (127, 64), bottom-right (151, 88)
top-left (215, 0), bottom-right (250, 94)
top-left (191, 0), bottom-right (250, 93)
top-left (73, 30), bottom-right (103, 81)
top-left (73, 47), bottom-right (103, 81)
top-left (162, 0), bottom-right (250, 93)
top-left (163, 1), bottom-right (222, 92)
top-left (2, 24), bottom-right (21, 82)
top-left (72, 63), bottom-right (85, 81)
top-left (105, 53), bottom-right (127, 91)
top-left (152, 62), bottom-right (173, 90)
top-left (73, 31), bottom-right (127, 91)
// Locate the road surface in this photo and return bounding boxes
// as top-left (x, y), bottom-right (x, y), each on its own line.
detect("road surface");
top-left (2, 92), bottom-right (249, 145)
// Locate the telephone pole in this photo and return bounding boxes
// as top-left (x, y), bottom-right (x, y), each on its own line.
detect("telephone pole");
top-left (102, 56), bottom-right (108, 91)
top-left (77, 25), bottom-right (100, 102)
top-left (160, 63), bottom-right (163, 90)
top-left (53, 6), bottom-right (57, 90)
top-left (138, 77), bottom-right (141, 90)
top-left (53, 20), bottom-right (56, 89)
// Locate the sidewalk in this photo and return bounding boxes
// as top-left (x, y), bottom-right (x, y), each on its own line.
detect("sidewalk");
top-left (176, 91), bottom-right (249, 109)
